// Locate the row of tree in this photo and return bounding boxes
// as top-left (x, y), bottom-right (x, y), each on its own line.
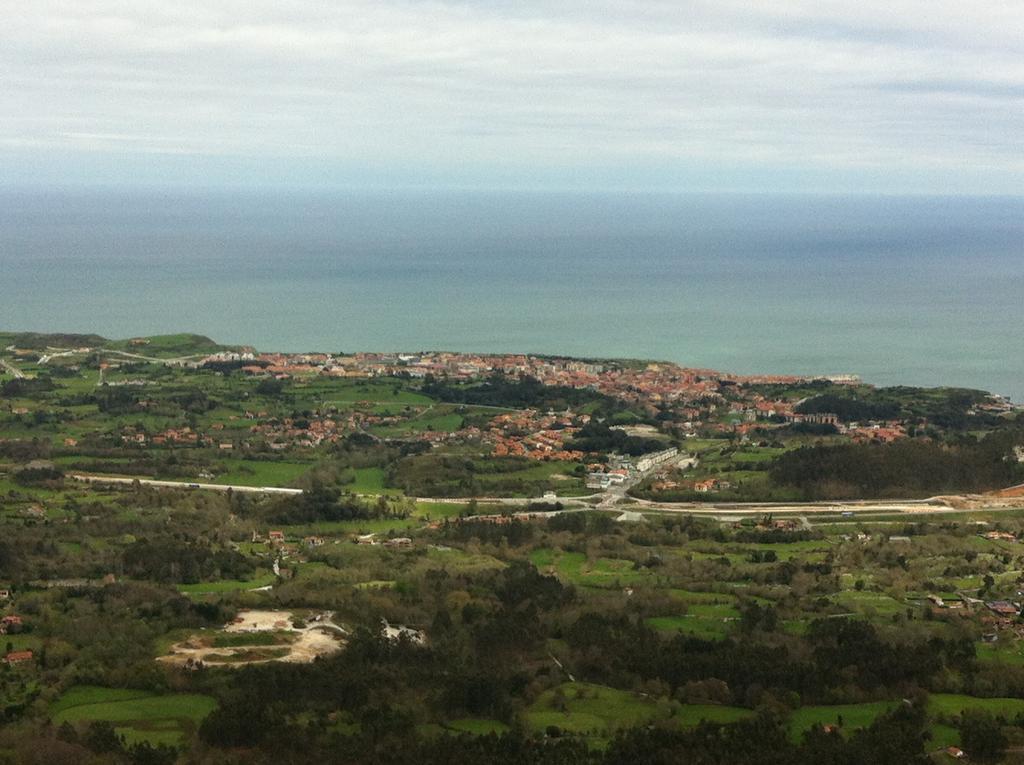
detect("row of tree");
top-left (770, 435), bottom-right (1024, 499)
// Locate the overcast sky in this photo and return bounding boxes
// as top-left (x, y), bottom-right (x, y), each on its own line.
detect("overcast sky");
top-left (3, 1), bottom-right (1023, 192)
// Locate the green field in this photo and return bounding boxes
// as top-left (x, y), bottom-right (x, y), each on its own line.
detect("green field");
top-left (645, 615), bottom-right (733, 640)
top-left (346, 467), bottom-right (400, 494)
top-left (686, 603), bottom-right (741, 618)
top-left (830, 590), bottom-right (905, 617)
top-left (523, 682), bottom-right (750, 739)
top-left (278, 518), bottom-right (422, 535)
top-left (105, 333), bottom-right (228, 358)
top-left (669, 589), bottom-right (739, 604)
top-left (446, 718), bottom-right (511, 735)
top-left (922, 694), bottom-right (1024, 749)
top-left (371, 408), bottom-right (465, 437)
top-left (51, 685), bottom-right (217, 746)
top-left (305, 378), bottom-right (433, 405)
top-left (391, 453), bottom-right (585, 498)
top-left (524, 682), bottom-right (672, 735)
top-left (676, 704), bottom-right (753, 727)
top-left (530, 548), bottom-right (651, 588)
top-left (929, 723), bottom-right (961, 750)
top-left (926, 693), bottom-right (1024, 719)
top-left (976, 641), bottom-right (1024, 666)
top-left (177, 570), bottom-right (276, 595)
top-left (415, 500), bottom-right (471, 519)
top-left (788, 702), bottom-right (898, 741)
top-left (1, 634), bottom-right (43, 652)
top-left (212, 459), bottom-right (314, 487)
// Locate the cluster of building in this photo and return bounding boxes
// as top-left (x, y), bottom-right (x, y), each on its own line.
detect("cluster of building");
top-left (121, 425), bottom-right (204, 447)
top-left (214, 350), bottom-right (833, 411)
top-left (635, 447), bottom-right (681, 472)
top-left (356, 533), bottom-right (413, 548)
top-left (847, 424), bottom-right (907, 443)
top-left (120, 407), bottom-right (428, 451)
top-left (246, 415), bottom-right (350, 449)
top-left (488, 409), bottom-right (587, 461)
top-left (971, 395), bottom-right (1017, 415)
top-left (585, 448), bottom-right (682, 489)
top-left (652, 476), bottom-right (733, 493)
top-left (88, 348), bottom-right (1016, 483)
top-left (586, 470), bottom-right (629, 490)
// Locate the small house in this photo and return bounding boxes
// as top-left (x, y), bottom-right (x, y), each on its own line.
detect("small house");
top-left (986, 601), bottom-right (1019, 617)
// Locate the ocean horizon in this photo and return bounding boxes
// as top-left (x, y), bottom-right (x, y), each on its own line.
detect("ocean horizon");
top-left (2, 189), bottom-right (1022, 400)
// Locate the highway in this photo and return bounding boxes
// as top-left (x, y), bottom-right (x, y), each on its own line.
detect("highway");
top-left (0, 359), bottom-right (26, 379)
top-left (431, 491), bottom-right (1015, 518)
top-left (67, 473), bottom-right (1021, 517)
top-left (69, 474), bottom-right (304, 496)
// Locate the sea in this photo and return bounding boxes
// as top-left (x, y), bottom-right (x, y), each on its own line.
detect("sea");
top-left (1, 190), bottom-right (1022, 400)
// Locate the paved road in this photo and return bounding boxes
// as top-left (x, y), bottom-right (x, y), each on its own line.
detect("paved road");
top-left (67, 472), bottom-right (1020, 518)
top-left (70, 474), bottom-right (303, 496)
top-left (0, 359), bottom-right (26, 379)
top-left (29, 345), bottom-right (209, 366)
top-left (455, 492), bottom-right (1010, 518)
top-left (631, 496), bottom-right (944, 512)
top-left (37, 350), bottom-right (77, 364)
top-left (102, 349), bottom-right (208, 364)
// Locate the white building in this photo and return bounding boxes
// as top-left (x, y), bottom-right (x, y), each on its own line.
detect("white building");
top-left (635, 447), bottom-right (679, 473)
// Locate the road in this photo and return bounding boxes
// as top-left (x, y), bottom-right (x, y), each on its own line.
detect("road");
top-left (101, 349), bottom-right (209, 364)
top-left (66, 472), bottom-right (1022, 518)
top-left (29, 345), bottom-right (210, 367)
top-left (0, 359), bottom-right (26, 379)
top-left (598, 478), bottom-right (634, 511)
top-left (440, 490), bottom-right (1018, 518)
top-left (69, 474), bottom-right (303, 496)
top-left (631, 496), bottom-right (946, 512)
top-left (36, 350), bottom-right (77, 364)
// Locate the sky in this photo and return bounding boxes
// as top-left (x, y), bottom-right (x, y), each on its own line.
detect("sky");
top-left (2, 1), bottom-right (1023, 193)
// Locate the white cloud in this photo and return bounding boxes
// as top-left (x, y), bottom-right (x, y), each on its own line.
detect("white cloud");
top-left (1, 1), bottom-right (1022, 189)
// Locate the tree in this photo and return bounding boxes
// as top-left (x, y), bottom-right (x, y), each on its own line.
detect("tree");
top-left (959, 709), bottom-right (1007, 763)
top-left (256, 378), bottom-right (285, 397)
top-left (83, 721), bottom-right (122, 753)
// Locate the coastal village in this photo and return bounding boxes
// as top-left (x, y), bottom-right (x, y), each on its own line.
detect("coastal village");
top-left (128, 348), bottom-right (854, 455)
top-left (3, 337), bottom-right (1020, 504)
top-left (114, 348), bottom-right (1019, 495)
top-left (2, 332), bottom-right (1024, 763)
